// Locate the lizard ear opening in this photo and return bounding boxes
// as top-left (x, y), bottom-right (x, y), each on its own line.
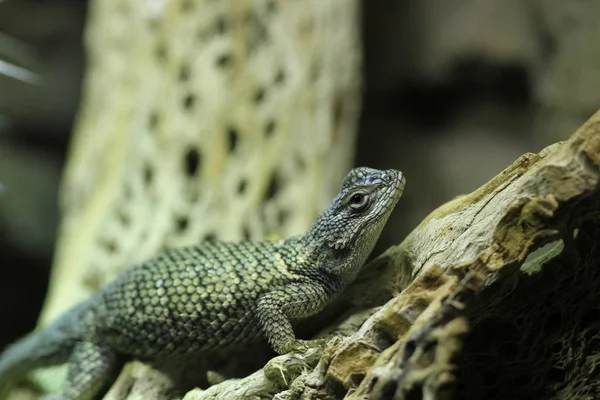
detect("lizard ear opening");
top-left (327, 224), bottom-right (361, 250)
top-left (329, 237), bottom-right (350, 250)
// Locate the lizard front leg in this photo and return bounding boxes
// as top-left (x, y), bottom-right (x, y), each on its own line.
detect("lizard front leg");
top-left (256, 282), bottom-right (332, 354)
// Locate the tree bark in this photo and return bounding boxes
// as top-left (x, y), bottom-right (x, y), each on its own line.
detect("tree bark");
top-left (178, 111), bottom-right (600, 399)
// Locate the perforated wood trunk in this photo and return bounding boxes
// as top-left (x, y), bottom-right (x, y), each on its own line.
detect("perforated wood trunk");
top-left (41, 0), bottom-right (361, 323)
top-left (29, 1), bottom-right (360, 398)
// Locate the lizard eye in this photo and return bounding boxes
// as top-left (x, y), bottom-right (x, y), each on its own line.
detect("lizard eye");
top-left (348, 191), bottom-right (369, 211)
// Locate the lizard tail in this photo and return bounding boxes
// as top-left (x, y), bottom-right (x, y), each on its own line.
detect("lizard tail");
top-left (0, 301), bottom-right (90, 392)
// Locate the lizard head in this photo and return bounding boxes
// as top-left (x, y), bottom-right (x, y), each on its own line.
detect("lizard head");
top-left (304, 167), bottom-right (405, 276)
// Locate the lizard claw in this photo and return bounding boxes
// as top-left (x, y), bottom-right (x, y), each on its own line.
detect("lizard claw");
top-left (290, 339), bottom-right (326, 353)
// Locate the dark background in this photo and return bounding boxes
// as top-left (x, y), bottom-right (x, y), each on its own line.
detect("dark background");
top-left (0, 0), bottom-right (592, 350)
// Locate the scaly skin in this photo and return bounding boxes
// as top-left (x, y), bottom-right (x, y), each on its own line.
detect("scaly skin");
top-left (0, 167), bottom-right (405, 399)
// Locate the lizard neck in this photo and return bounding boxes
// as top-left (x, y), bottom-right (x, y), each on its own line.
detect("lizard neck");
top-left (296, 235), bottom-right (365, 280)
top-left (298, 209), bottom-right (387, 278)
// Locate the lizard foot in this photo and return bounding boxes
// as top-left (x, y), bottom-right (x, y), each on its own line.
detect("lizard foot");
top-left (289, 339), bottom-right (327, 353)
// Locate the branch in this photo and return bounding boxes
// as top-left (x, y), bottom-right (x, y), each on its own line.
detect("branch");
top-left (160, 110), bottom-right (600, 399)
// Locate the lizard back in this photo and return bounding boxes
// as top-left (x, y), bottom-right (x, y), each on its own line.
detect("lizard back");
top-left (89, 238), bottom-right (311, 359)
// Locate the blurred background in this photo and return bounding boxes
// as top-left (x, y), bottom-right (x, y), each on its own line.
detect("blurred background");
top-left (0, 0), bottom-right (596, 352)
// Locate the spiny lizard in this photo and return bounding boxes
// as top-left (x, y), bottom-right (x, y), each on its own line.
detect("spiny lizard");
top-left (0, 167), bottom-right (405, 399)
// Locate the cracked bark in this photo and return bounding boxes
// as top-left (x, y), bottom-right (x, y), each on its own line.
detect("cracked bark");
top-left (169, 111), bottom-right (600, 399)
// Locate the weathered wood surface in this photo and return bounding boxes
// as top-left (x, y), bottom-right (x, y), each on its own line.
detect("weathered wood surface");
top-left (180, 112), bottom-right (600, 399)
